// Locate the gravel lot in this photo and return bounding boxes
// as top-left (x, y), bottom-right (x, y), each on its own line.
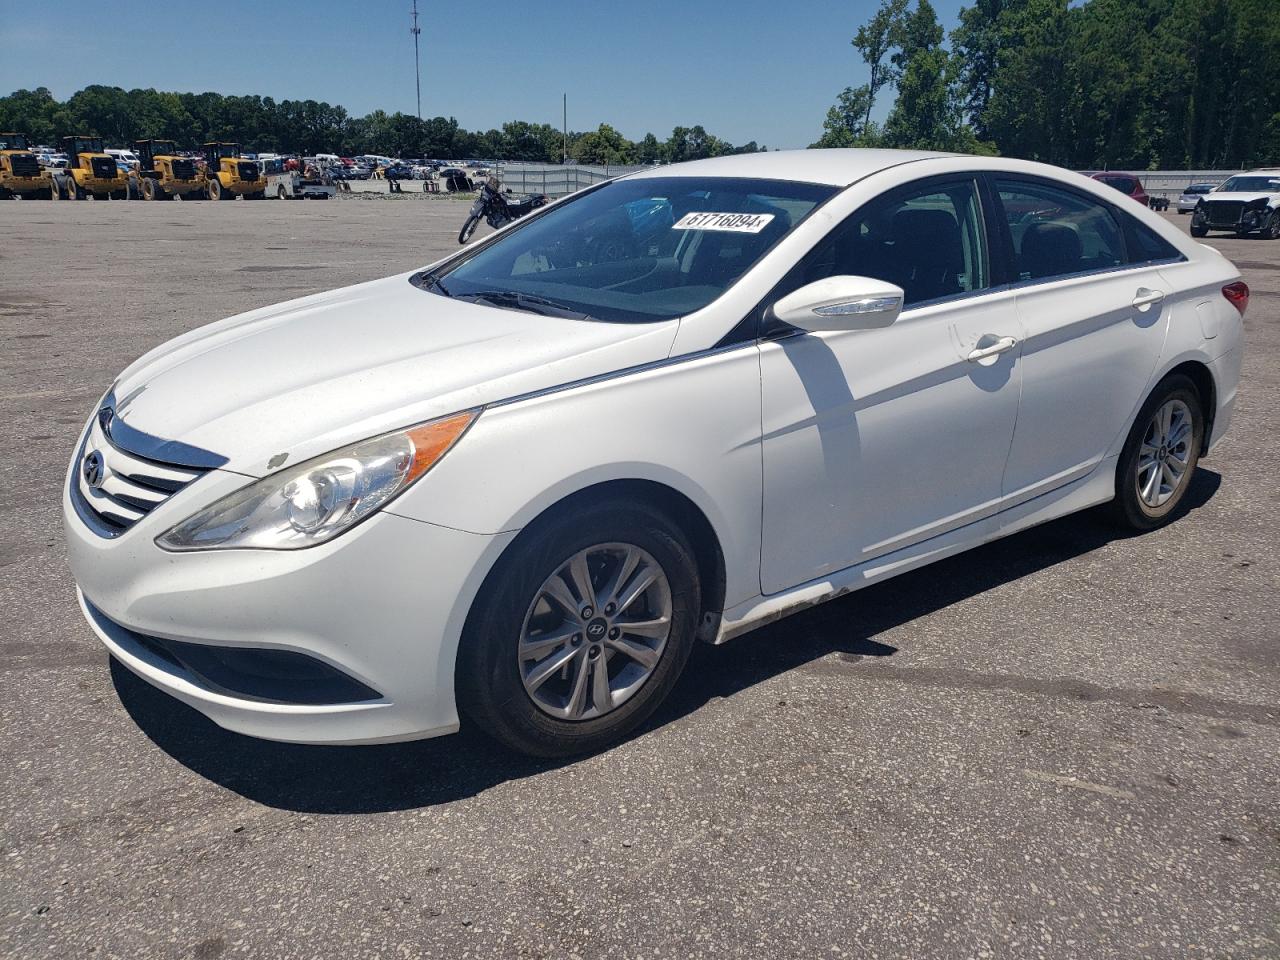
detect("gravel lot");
top-left (1, 196), bottom-right (1277, 960)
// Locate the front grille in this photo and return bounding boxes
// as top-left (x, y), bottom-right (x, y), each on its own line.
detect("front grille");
top-left (9, 152), bottom-right (40, 177)
top-left (90, 156), bottom-right (117, 180)
top-left (1201, 200), bottom-right (1243, 224)
top-left (170, 158), bottom-right (196, 180)
top-left (83, 599), bottom-right (382, 705)
top-left (72, 410), bottom-right (210, 537)
top-left (236, 161), bottom-right (258, 182)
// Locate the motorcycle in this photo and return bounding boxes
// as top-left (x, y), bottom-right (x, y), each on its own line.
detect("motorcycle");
top-left (459, 181), bottom-right (549, 244)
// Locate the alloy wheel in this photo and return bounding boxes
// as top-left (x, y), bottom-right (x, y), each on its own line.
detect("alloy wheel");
top-left (518, 542), bottom-right (672, 721)
top-left (1136, 398), bottom-right (1193, 510)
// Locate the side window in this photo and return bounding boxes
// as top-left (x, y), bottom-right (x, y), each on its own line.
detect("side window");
top-left (788, 178), bottom-right (990, 308)
top-left (1124, 217), bottom-right (1183, 264)
top-left (994, 178), bottom-right (1125, 281)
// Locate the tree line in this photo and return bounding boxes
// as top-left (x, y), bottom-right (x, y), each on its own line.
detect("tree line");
top-left (0, 85), bottom-right (764, 164)
top-left (816, 0), bottom-right (1280, 168)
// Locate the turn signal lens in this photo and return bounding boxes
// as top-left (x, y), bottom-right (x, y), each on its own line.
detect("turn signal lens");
top-left (157, 410), bottom-right (478, 551)
top-left (1222, 281), bottom-right (1250, 317)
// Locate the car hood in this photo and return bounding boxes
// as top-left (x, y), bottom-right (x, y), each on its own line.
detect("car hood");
top-left (108, 271), bottom-right (680, 476)
top-left (1202, 191), bottom-right (1279, 204)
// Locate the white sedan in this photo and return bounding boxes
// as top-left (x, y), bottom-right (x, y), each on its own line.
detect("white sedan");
top-left (64, 149), bottom-right (1247, 757)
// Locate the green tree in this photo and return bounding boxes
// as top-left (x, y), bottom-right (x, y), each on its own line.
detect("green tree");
top-left (0, 87), bottom-right (60, 143)
top-left (854, 0), bottom-right (911, 129)
top-left (883, 0), bottom-right (978, 151)
top-left (572, 123), bottom-right (635, 164)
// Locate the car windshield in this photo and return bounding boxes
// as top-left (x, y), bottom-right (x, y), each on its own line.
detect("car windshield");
top-left (428, 176), bottom-right (836, 323)
top-left (1218, 175), bottom-right (1280, 193)
top-left (1184, 184), bottom-right (1214, 194)
top-left (0, 135), bottom-right (29, 150)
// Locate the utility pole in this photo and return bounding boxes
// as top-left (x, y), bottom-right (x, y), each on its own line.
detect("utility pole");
top-left (562, 93), bottom-right (567, 164)
top-left (410, 0), bottom-right (422, 121)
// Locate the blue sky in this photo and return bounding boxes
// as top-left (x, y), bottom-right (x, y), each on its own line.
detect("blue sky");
top-left (0, 0), bottom-right (969, 149)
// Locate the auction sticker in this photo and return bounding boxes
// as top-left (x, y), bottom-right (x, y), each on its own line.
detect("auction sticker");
top-left (672, 211), bottom-right (776, 234)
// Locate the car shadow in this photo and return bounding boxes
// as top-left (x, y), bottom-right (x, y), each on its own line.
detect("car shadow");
top-left (112, 468), bottom-right (1221, 814)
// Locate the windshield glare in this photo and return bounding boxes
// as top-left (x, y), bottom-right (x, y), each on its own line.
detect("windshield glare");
top-left (432, 176), bottom-right (836, 323)
top-left (1218, 176), bottom-right (1280, 193)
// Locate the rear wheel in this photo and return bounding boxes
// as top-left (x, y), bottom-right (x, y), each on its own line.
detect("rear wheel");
top-left (277, 185), bottom-right (288, 200)
top-left (1265, 210), bottom-right (1280, 240)
top-left (1108, 374), bottom-right (1204, 531)
top-left (208, 177), bottom-right (225, 200)
top-left (458, 500), bottom-right (700, 757)
top-left (67, 178), bottom-right (84, 200)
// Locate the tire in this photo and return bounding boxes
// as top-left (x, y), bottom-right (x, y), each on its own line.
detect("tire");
top-left (141, 178), bottom-right (157, 201)
top-left (208, 177), bottom-right (225, 200)
top-left (1265, 210), bottom-right (1280, 240)
top-left (49, 178), bottom-right (62, 200)
top-left (458, 213), bottom-right (481, 244)
top-left (1108, 374), bottom-right (1205, 531)
top-left (457, 499), bottom-right (701, 757)
top-left (1190, 222), bottom-right (1207, 238)
top-left (277, 185), bottom-right (288, 200)
top-left (67, 179), bottom-right (84, 200)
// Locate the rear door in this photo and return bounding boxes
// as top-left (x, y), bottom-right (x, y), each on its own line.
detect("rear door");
top-left (991, 175), bottom-right (1176, 506)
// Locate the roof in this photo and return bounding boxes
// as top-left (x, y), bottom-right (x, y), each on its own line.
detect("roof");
top-left (627, 148), bottom-right (956, 187)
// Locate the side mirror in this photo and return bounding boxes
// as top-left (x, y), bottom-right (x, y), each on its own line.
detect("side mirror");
top-left (771, 275), bottom-right (905, 333)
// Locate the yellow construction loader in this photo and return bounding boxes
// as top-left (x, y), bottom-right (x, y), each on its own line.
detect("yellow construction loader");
top-left (55, 136), bottom-right (129, 200)
top-left (133, 140), bottom-right (205, 200)
top-left (202, 142), bottom-right (266, 199)
top-left (0, 133), bottom-right (53, 199)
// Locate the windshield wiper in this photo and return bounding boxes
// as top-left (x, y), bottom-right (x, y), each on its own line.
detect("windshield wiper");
top-left (456, 290), bottom-right (591, 320)
top-left (416, 271), bottom-right (452, 297)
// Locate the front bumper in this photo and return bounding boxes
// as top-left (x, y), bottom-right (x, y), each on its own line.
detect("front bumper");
top-left (63, 459), bottom-right (514, 744)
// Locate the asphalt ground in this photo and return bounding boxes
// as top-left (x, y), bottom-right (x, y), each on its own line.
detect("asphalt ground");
top-left (1, 195), bottom-right (1277, 960)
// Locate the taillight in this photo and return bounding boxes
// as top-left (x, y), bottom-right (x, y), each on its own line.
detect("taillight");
top-left (1222, 281), bottom-right (1249, 316)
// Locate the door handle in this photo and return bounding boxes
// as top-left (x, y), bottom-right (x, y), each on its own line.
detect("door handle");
top-left (1132, 287), bottom-right (1166, 311)
top-left (966, 336), bottom-right (1018, 362)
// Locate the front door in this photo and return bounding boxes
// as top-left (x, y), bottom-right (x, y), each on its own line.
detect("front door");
top-left (758, 176), bottom-right (1024, 594)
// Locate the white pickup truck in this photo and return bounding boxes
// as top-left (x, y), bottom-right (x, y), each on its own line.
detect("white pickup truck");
top-left (266, 171), bottom-right (336, 200)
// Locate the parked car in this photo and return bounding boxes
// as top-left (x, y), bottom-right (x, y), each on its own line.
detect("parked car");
top-left (1177, 182), bottom-right (1218, 214)
top-left (1189, 169), bottom-right (1280, 239)
top-left (1085, 171), bottom-right (1150, 207)
top-left (382, 163), bottom-right (416, 180)
top-left (63, 150), bottom-right (1246, 757)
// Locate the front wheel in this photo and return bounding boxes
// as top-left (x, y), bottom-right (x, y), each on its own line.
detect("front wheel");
top-left (1190, 220), bottom-right (1208, 238)
top-left (1265, 210), bottom-right (1280, 240)
top-left (458, 500), bottom-right (701, 757)
top-left (1108, 374), bottom-right (1204, 531)
top-left (458, 213), bottom-right (481, 244)
top-left (208, 177), bottom-right (225, 200)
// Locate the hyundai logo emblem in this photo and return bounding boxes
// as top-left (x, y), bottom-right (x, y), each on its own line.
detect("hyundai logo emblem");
top-left (586, 618), bottom-right (607, 638)
top-left (82, 450), bottom-right (105, 490)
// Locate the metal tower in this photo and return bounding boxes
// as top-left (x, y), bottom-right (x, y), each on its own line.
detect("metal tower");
top-left (410, 0), bottom-right (422, 120)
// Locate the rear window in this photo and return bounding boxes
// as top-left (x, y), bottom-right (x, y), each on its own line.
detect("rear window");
top-left (1099, 176), bottom-right (1139, 194)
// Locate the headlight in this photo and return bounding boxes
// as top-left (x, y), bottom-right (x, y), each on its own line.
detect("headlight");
top-left (157, 411), bottom-right (477, 551)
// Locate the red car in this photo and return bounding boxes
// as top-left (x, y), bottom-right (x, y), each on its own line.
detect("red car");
top-left (1085, 171), bottom-right (1164, 209)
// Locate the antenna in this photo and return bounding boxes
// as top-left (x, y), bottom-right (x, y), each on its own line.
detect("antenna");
top-left (410, 0), bottom-right (422, 121)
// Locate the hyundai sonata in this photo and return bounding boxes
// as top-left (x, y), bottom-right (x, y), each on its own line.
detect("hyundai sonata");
top-left (65, 149), bottom-right (1246, 756)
